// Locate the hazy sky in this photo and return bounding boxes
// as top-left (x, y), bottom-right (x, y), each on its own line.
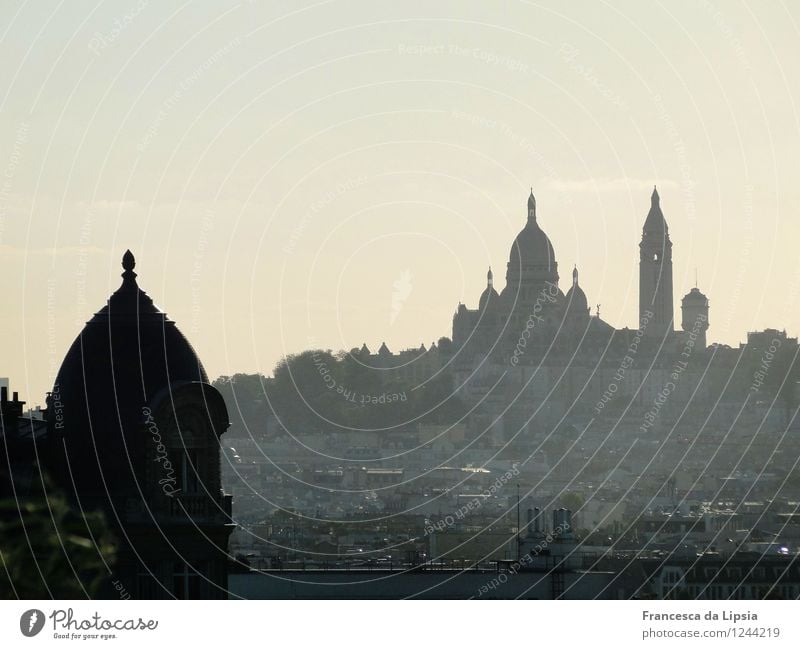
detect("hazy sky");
top-left (1, 0), bottom-right (799, 404)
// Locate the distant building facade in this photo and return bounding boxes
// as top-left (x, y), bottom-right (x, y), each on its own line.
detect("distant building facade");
top-left (351, 188), bottom-right (798, 438)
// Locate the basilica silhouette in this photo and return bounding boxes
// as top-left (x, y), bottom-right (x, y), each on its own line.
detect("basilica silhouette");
top-left (452, 187), bottom-right (707, 361)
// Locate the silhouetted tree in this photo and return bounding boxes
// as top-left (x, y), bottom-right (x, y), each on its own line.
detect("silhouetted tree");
top-left (0, 472), bottom-right (116, 598)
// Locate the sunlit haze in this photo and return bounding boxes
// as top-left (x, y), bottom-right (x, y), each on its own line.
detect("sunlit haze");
top-left (1, 0), bottom-right (798, 404)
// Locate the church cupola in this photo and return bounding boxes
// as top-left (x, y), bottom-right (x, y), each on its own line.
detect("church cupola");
top-left (565, 264), bottom-right (589, 322)
top-left (46, 250), bottom-right (233, 599)
top-left (504, 189), bottom-right (559, 303)
top-left (479, 266), bottom-right (499, 312)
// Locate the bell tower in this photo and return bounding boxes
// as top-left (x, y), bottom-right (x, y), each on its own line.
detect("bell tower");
top-left (639, 187), bottom-right (674, 338)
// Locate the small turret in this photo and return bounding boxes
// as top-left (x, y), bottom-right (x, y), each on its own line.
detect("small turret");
top-left (478, 266), bottom-right (499, 312)
top-left (564, 265), bottom-right (589, 322)
top-left (681, 287), bottom-right (709, 349)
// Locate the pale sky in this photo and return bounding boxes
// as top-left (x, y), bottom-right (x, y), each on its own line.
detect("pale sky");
top-left (1, 0), bottom-right (799, 404)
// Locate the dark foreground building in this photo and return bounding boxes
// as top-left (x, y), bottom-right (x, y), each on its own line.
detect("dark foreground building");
top-left (44, 251), bottom-right (233, 598)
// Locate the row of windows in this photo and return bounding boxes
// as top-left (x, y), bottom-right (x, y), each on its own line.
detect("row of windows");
top-left (694, 566), bottom-right (794, 581)
top-left (136, 561), bottom-right (211, 599)
top-left (665, 584), bottom-right (798, 599)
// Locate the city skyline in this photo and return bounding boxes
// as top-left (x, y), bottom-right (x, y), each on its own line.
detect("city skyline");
top-left (1, 1), bottom-right (798, 405)
top-left (4, 0), bottom-right (800, 615)
top-left (3, 182), bottom-right (794, 407)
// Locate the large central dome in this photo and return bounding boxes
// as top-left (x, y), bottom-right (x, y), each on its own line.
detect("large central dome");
top-left (505, 190), bottom-right (559, 292)
top-left (509, 222), bottom-right (556, 268)
top-left (509, 190), bottom-right (556, 269)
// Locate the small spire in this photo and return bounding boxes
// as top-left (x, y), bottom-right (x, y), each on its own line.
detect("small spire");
top-left (643, 185), bottom-right (668, 236)
top-left (121, 249), bottom-right (137, 283)
top-left (527, 188), bottom-right (536, 222)
top-left (572, 265), bottom-right (578, 286)
top-left (487, 266), bottom-right (493, 286)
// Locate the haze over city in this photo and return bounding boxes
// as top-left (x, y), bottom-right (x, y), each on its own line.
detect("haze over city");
top-left (8, 3), bottom-right (800, 632)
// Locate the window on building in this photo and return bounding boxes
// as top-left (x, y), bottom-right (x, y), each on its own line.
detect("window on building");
top-left (136, 569), bottom-right (164, 599)
top-left (172, 561), bottom-right (203, 599)
top-left (179, 448), bottom-right (201, 494)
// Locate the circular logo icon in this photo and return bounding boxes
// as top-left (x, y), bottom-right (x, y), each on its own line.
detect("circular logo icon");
top-left (20, 609), bottom-right (45, 637)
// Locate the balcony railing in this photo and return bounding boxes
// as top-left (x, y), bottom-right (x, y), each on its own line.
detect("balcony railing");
top-left (124, 492), bottom-right (231, 524)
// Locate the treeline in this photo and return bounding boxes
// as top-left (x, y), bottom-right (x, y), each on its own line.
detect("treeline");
top-left (213, 347), bottom-right (466, 436)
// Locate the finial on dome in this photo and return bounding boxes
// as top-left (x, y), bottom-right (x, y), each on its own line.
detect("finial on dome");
top-left (121, 249), bottom-right (137, 282)
top-left (573, 265), bottom-right (578, 285)
top-left (651, 185), bottom-right (659, 205)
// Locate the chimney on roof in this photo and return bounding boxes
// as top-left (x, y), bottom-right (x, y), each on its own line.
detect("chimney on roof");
top-left (0, 385), bottom-right (25, 434)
